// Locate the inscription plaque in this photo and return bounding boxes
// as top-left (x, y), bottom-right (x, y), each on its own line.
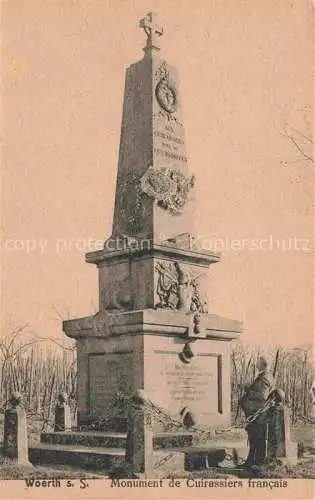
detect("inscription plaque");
top-left (146, 351), bottom-right (222, 425)
top-left (153, 120), bottom-right (187, 164)
top-left (88, 352), bottom-right (133, 415)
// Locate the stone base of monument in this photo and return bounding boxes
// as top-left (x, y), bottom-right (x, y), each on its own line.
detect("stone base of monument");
top-left (29, 442), bottom-right (126, 471)
top-left (29, 429), bottom-right (248, 475)
top-left (29, 432), bottom-right (186, 474)
top-left (29, 445), bottom-right (183, 475)
top-left (40, 430), bottom-right (194, 449)
top-left (64, 309), bottom-right (241, 432)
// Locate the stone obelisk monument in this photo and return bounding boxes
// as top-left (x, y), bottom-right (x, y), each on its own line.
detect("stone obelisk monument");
top-left (63, 13), bottom-right (241, 432)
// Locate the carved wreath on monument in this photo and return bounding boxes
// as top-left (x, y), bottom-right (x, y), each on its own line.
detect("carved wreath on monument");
top-left (140, 166), bottom-right (195, 215)
top-left (156, 78), bottom-right (178, 114)
top-left (154, 61), bottom-right (183, 124)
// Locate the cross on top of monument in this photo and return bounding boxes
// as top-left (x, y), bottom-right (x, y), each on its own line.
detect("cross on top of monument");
top-left (139, 12), bottom-right (163, 54)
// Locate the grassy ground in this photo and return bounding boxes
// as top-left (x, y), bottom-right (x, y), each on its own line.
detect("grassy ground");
top-left (0, 457), bottom-right (104, 480)
top-left (167, 458), bottom-right (315, 479)
top-left (1, 458), bottom-right (313, 480)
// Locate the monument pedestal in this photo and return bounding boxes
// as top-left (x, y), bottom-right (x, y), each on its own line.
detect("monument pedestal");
top-left (63, 307), bottom-right (240, 431)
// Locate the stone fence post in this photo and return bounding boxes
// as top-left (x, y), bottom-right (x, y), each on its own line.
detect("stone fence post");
top-left (267, 390), bottom-right (297, 465)
top-left (125, 390), bottom-right (153, 475)
top-left (54, 392), bottom-right (72, 432)
top-left (3, 392), bottom-right (31, 465)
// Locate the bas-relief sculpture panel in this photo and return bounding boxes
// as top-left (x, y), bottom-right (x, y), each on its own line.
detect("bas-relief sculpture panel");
top-left (154, 259), bottom-right (208, 313)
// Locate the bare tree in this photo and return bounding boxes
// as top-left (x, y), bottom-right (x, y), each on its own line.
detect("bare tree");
top-left (0, 324), bottom-right (76, 431)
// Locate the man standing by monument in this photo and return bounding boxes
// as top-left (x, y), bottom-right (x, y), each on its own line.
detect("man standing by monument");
top-left (241, 356), bottom-right (274, 468)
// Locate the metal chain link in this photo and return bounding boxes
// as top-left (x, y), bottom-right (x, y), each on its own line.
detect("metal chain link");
top-left (245, 393), bottom-right (277, 424)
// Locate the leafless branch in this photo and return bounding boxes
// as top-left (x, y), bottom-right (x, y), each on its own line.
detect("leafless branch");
top-left (31, 332), bottom-right (75, 352)
top-left (51, 305), bottom-right (65, 321)
top-left (280, 123), bottom-right (314, 164)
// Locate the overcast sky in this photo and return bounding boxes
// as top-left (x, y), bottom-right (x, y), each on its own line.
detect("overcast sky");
top-left (1, 0), bottom-right (313, 348)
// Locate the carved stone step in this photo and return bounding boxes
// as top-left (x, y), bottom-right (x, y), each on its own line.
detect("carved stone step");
top-left (29, 443), bottom-right (125, 470)
top-left (40, 431), bottom-right (194, 449)
top-left (41, 431), bottom-right (126, 449)
top-left (29, 443), bottom-right (185, 473)
top-left (155, 431), bottom-right (194, 449)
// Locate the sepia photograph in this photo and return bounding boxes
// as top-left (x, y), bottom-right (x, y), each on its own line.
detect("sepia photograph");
top-left (1, 1), bottom-right (314, 498)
